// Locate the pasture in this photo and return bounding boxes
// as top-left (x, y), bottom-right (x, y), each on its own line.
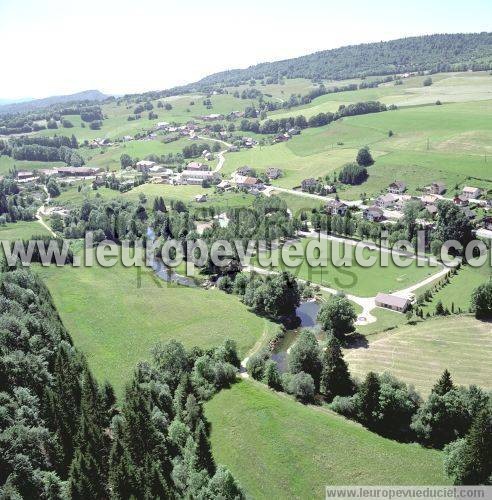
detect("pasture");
top-left (344, 315), bottom-right (492, 395)
top-left (0, 220), bottom-right (49, 240)
top-left (205, 380), bottom-right (450, 498)
top-left (37, 251), bottom-right (276, 396)
top-left (253, 237), bottom-right (440, 297)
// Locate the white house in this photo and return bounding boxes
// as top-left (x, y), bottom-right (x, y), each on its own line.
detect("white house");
top-left (375, 193), bottom-right (399, 209)
top-left (462, 186), bottom-right (481, 200)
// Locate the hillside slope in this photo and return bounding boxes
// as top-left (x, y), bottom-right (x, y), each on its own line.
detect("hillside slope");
top-left (205, 381), bottom-right (450, 498)
top-left (196, 33), bottom-right (492, 86)
top-left (0, 89), bottom-right (108, 114)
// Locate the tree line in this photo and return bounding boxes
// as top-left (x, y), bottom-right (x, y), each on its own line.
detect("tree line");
top-left (246, 292), bottom-right (492, 485)
top-left (0, 265), bottom-right (245, 498)
top-left (239, 101), bottom-right (390, 135)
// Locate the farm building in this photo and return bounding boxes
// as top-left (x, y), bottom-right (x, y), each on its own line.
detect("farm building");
top-left (375, 293), bottom-right (410, 313)
top-left (388, 181), bottom-right (406, 194)
top-left (217, 180), bottom-right (231, 190)
top-left (375, 193), bottom-right (399, 209)
top-left (180, 170), bottom-right (218, 185)
top-left (187, 161), bottom-right (209, 171)
top-left (57, 167), bottom-right (100, 177)
top-left (235, 175), bottom-right (263, 190)
top-left (453, 195), bottom-right (469, 207)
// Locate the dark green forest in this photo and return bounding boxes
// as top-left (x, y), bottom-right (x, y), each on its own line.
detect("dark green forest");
top-left (195, 33), bottom-right (492, 86)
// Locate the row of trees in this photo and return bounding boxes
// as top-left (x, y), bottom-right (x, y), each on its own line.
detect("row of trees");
top-left (239, 101), bottom-right (390, 135)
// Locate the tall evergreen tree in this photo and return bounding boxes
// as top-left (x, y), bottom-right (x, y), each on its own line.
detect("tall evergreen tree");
top-left (447, 408), bottom-right (492, 485)
top-left (358, 372), bottom-right (381, 430)
top-left (320, 335), bottom-right (353, 401)
top-left (67, 368), bottom-right (108, 499)
top-left (432, 369), bottom-right (454, 396)
top-left (195, 419), bottom-right (216, 476)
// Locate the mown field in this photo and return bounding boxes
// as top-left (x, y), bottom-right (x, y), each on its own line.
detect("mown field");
top-left (205, 380), bottom-right (450, 499)
top-left (345, 315), bottom-right (492, 395)
top-left (36, 251), bottom-right (277, 396)
top-left (253, 237), bottom-right (440, 297)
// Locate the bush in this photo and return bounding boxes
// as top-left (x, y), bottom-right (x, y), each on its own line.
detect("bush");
top-left (330, 395), bottom-right (358, 419)
top-left (356, 147), bottom-right (374, 167)
top-left (246, 352), bottom-right (267, 380)
top-left (471, 281), bottom-right (492, 319)
top-left (285, 371), bottom-right (315, 403)
top-left (263, 360), bottom-right (282, 390)
top-left (89, 120), bottom-right (102, 130)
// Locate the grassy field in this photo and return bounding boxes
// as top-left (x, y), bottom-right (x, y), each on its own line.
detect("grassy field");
top-left (344, 315), bottom-right (492, 395)
top-left (270, 190), bottom-right (324, 215)
top-left (270, 72), bottom-right (492, 121)
top-left (83, 137), bottom-right (198, 171)
top-left (36, 252), bottom-right (277, 396)
top-left (224, 143), bottom-right (358, 188)
top-left (33, 93), bottom-right (251, 142)
top-left (205, 380), bottom-right (450, 498)
top-left (254, 237), bottom-right (440, 297)
top-left (0, 220), bottom-right (50, 240)
top-left (416, 263), bottom-right (492, 315)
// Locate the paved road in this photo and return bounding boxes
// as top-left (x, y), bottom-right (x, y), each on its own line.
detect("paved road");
top-left (197, 135), bottom-right (232, 173)
top-left (265, 185), bottom-right (363, 207)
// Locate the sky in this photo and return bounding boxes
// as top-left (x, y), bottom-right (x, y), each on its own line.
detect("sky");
top-left (0, 0), bottom-right (491, 100)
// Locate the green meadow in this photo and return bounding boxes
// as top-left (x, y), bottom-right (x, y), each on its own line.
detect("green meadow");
top-left (0, 220), bottom-right (50, 240)
top-left (253, 237), bottom-right (440, 297)
top-left (36, 251), bottom-right (277, 396)
top-left (345, 315), bottom-right (492, 395)
top-left (205, 380), bottom-right (450, 498)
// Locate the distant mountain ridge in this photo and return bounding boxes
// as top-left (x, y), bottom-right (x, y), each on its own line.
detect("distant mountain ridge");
top-left (0, 90), bottom-right (109, 114)
top-left (193, 32), bottom-right (492, 87)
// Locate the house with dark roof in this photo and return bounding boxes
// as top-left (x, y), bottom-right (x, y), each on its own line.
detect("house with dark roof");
top-left (265, 167), bottom-right (282, 180)
top-left (453, 194), bottom-right (469, 207)
top-left (388, 181), bottom-right (406, 194)
top-left (301, 178), bottom-right (317, 191)
top-left (363, 206), bottom-right (384, 222)
top-left (325, 200), bottom-right (348, 216)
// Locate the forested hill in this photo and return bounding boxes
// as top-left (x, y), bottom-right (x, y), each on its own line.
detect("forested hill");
top-left (195, 32), bottom-right (492, 86)
top-left (0, 89), bottom-right (108, 115)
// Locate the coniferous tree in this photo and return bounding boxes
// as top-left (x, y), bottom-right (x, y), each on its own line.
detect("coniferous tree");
top-left (358, 372), bottom-right (381, 429)
top-left (445, 407), bottom-right (492, 484)
top-left (195, 419), bottom-right (216, 476)
top-left (432, 369), bottom-right (454, 396)
top-left (320, 335), bottom-right (353, 401)
top-left (68, 368), bottom-right (108, 499)
top-left (50, 344), bottom-right (83, 476)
